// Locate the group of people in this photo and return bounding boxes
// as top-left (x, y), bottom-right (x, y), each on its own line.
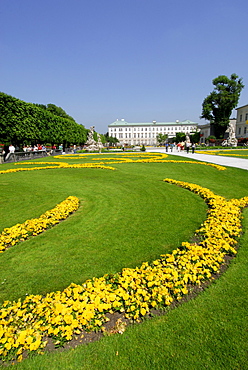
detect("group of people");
top-left (165, 142), bottom-right (196, 154)
top-left (165, 143), bottom-right (175, 152)
top-left (1, 144), bottom-right (48, 161)
top-left (185, 142), bottom-right (196, 154)
top-left (23, 144), bottom-right (46, 152)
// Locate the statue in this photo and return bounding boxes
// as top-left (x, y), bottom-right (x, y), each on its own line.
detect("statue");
top-left (185, 132), bottom-right (191, 144)
top-left (222, 121), bottom-right (238, 147)
top-left (185, 132), bottom-right (191, 153)
top-left (85, 126), bottom-right (103, 152)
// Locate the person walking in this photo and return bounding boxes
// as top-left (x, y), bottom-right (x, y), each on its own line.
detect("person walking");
top-left (192, 143), bottom-right (196, 154)
top-left (5, 144), bottom-right (15, 160)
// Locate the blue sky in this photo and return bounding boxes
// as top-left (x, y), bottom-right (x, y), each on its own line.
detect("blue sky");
top-left (1, 0), bottom-right (247, 133)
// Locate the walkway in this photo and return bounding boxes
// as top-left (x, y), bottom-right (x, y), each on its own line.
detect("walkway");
top-left (146, 148), bottom-right (248, 171)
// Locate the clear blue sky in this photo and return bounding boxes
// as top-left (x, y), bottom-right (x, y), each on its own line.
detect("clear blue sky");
top-left (1, 0), bottom-right (247, 133)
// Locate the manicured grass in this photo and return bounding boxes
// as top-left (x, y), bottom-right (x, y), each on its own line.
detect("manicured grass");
top-left (0, 153), bottom-right (248, 368)
top-left (13, 210), bottom-right (248, 370)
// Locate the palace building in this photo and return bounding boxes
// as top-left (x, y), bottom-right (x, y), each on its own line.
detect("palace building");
top-left (108, 119), bottom-right (199, 146)
top-left (236, 104), bottom-right (248, 139)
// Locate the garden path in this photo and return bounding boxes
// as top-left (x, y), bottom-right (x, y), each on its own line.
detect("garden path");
top-left (146, 148), bottom-right (248, 171)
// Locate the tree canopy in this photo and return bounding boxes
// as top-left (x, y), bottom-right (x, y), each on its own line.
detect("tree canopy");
top-left (156, 133), bottom-right (168, 145)
top-left (104, 132), bottom-right (119, 145)
top-left (201, 73), bottom-right (244, 138)
top-left (35, 103), bottom-right (76, 122)
top-left (0, 93), bottom-right (87, 147)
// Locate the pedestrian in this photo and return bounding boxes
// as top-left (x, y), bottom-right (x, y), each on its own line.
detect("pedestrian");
top-left (5, 144), bottom-right (15, 160)
top-left (186, 142), bottom-right (191, 154)
top-left (192, 143), bottom-right (196, 154)
top-left (165, 143), bottom-right (169, 152)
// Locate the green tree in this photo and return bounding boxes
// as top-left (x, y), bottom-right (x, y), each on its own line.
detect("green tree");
top-left (36, 103), bottom-right (76, 122)
top-left (190, 130), bottom-right (200, 143)
top-left (99, 134), bottom-right (107, 145)
top-left (104, 133), bottom-right (119, 146)
top-left (174, 132), bottom-right (186, 143)
top-left (201, 73), bottom-right (244, 139)
top-left (156, 133), bottom-right (168, 145)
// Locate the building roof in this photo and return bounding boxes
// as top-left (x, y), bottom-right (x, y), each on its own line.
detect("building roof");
top-left (108, 119), bottom-right (198, 127)
top-left (236, 104), bottom-right (248, 110)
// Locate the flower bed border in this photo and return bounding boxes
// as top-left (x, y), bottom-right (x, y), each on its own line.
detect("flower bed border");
top-left (0, 178), bottom-right (247, 363)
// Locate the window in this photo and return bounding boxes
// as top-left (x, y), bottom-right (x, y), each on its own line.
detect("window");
top-left (246, 113), bottom-right (248, 121)
top-left (240, 115), bottom-right (242, 122)
top-left (239, 127), bottom-right (241, 134)
top-left (244, 127), bottom-right (247, 134)
top-left (119, 133), bottom-right (123, 138)
top-left (119, 128), bottom-right (122, 131)
top-left (134, 133), bottom-right (136, 138)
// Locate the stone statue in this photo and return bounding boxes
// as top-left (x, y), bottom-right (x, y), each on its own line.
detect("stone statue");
top-left (85, 126), bottom-right (103, 152)
top-left (222, 121), bottom-right (238, 147)
top-left (185, 132), bottom-right (191, 144)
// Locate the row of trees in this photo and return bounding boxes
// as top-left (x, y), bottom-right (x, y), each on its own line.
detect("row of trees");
top-left (0, 93), bottom-right (88, 148)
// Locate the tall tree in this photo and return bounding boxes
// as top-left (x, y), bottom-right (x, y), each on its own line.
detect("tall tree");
top-left (156, 133), bottom-right (168, 145)
top-left (201, 74), bottom-right (244, 138)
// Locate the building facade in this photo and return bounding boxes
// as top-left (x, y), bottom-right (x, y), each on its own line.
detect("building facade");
top-left (108, 119), bottom-right (199, 146)
top-left (198, 123), bottom-right (211, 143)
top-left (236, 104), bottom-right (248, 139)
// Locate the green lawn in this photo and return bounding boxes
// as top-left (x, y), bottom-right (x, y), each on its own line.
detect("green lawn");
top-left (0, 153), bottom-right (248, 369)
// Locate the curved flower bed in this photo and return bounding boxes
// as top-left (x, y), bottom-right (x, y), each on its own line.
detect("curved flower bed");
top-left (197, 150), bottom-right (248, 158)
top-left (0, 196), bottom-right (80, 253)
top-left (0, 163), bottom-right (116, 175)
top-left (0, 179), bottom-right (247, 363)
top-left (56, 153), bottom-right (227, 170)
top-left (0, 153), bottom-right (226, 176)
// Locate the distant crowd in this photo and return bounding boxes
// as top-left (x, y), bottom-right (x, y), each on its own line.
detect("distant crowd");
top-left (165, 142), bottom-right (196, 154)
top-left (1, 144), bottom-right (49, 161)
